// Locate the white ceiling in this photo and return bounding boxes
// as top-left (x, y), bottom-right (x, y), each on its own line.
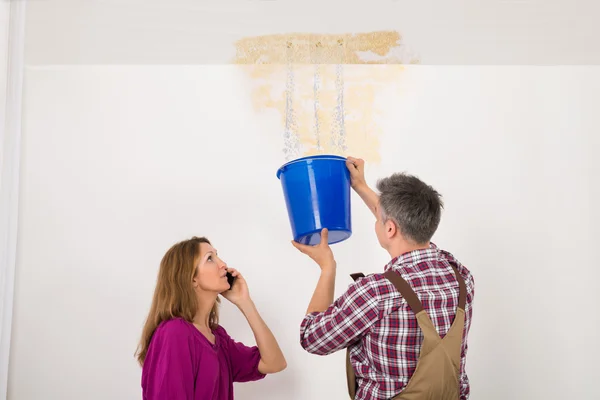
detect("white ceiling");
top-left (24, 0), bottom-right (600, 65)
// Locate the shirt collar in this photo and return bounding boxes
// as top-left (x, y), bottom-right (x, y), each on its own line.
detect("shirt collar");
top-left (384, 242), bottom-right (440, 272)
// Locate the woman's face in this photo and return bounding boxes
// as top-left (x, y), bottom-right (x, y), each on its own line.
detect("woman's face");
top-left (193, 242), bottom-right (230, 293)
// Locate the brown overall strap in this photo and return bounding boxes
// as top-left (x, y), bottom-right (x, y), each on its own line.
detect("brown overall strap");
top-left (453, 265), bottom-right (467, 310)
top-left (346, 272), bottom-right (365, 399)
top-left (383, 265), bottom-right (467, 315)
top-left (382, 270), bottom-right (424, 313)
top-left (383, 266), bottom-right (467, 400)
top-left (345, 268), bottom-right (467, 400)
top-left (384, 266), bottom-right (467, 400)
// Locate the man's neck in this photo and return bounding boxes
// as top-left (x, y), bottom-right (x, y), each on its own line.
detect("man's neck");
top-left (387, 241), bottom-right (431, 260)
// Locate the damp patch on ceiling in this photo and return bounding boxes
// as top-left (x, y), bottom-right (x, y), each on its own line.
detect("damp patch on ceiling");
top-left (233, 31), bottom-right (419, 163)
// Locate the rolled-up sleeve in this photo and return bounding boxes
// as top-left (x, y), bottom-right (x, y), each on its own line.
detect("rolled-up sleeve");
top-left (300, 277), bottom-right (382, 355)
top-left (217, 326), bottom-right (266, 383)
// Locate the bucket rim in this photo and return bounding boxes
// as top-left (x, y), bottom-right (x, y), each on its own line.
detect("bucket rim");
top-left (276, 154), bottom-right (347, 179)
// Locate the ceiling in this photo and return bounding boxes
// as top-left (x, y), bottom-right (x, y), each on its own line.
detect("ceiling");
top-left (23, 0), bottom-right (599, 65)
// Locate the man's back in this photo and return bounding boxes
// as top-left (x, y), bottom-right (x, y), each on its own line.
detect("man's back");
top-left (300, 244), bottom-right (475, 400)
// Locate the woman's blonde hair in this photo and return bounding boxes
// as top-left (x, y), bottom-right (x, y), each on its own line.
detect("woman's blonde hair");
top-left (135, 236), bottom-right (220, 366)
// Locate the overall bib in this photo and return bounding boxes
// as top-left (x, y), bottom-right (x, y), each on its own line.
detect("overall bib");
top-left (346, 266), bottom-right (467, 400)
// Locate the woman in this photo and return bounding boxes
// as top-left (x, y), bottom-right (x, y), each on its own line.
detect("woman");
top-left (136, 236), bottom-right (287, 399)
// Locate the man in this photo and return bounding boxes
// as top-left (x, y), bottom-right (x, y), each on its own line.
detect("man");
top-left (292, 156), bottom-right (475, 400)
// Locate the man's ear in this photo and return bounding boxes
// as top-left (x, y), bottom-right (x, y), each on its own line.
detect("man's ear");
top-left (386, 219), bottom-right (398, 239)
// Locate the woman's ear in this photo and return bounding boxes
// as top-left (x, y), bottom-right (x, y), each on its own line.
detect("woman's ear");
top-left (191, 269), bottom-right (200, 289)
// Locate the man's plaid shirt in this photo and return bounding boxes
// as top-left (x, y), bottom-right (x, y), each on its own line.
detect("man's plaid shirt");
top-left (300, 243), bottom-right (475, 400)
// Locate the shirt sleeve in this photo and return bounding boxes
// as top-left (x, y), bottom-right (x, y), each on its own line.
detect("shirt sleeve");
top-left (142, 321), bottom-right (195, 400)
top-left (299, 275), bottom-right (383, 356)
top-left (459, 266), bottom-right (475, 400)
top-left (217, 326), bottom-right (266, 383)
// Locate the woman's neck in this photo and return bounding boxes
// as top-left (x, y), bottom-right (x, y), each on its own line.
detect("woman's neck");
top-left (193, 290), bottom-right (218, 329)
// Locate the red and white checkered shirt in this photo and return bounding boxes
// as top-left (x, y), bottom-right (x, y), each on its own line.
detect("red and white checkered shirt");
top-left (299, 243), bottom-right (475, 400)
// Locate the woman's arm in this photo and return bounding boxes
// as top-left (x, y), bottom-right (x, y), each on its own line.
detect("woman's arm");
top-left (237, 299), bottom-right (287, 374)
top-left (221, 268), bottom-right (287, 375)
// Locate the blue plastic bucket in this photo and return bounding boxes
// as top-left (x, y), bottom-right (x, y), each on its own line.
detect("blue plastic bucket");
top-left (276, 155), bottom-right (352, 245)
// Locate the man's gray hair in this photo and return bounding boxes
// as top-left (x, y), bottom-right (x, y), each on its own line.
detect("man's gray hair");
top-left (376, 172), bottom-right (444, 244)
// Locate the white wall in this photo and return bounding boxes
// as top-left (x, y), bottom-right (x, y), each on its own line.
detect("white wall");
top-left (1, 3), bottom-right (26, 400)
top-left (0, 6), bottom-right (10, 400)
top-left (8, 65), bottom-right (600, 399)
top-left (0, 3), bottom-right (9, 123)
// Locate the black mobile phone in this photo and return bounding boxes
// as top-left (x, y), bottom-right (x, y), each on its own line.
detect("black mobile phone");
top-left (226, 272), bottom-right (235, 290)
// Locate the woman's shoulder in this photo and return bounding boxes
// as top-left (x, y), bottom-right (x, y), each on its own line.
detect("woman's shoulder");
top-left (213, 325), bottom-right (256, 351)
top-left (213, 324), bottom-right (230, 338)
top-left (213, 325), bottom-right (240, 345)
top-left (155, 317), bottom-right (195, 339)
